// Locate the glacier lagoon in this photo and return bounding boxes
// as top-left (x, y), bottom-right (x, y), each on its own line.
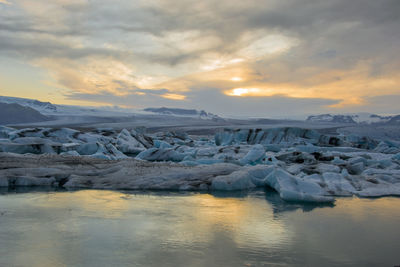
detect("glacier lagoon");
top-left (0, 188), bottom-right (399, 267)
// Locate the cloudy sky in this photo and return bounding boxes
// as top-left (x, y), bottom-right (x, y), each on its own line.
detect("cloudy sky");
top-left (1, 0), bottom-right (399, 118)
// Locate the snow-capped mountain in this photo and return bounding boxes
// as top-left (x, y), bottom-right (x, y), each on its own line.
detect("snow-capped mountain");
top-left (0, 96), bottom-right (57, 114)
top-left (0, 96), bottom-right (136, 117)
top-left (0, 102), bottom-right (50, 124)
top-left (143, 107), bottom-right (223, 120)
top-left (306, 113), bottom-right (394, 124)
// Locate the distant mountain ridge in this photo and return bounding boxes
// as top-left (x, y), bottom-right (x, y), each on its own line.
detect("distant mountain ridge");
top-left (0, 96), bottom-right (224, 122)
top-left (306, 113), bottom-right (395, 124)
top-left (0, 96), bottom-right (136, 116)
top-left (143, 107), bottom-right (223, 120)
top-left (0, 96), bottom-right (57, 115)
top-left (2, 95), bottom-right (397, 125)
top-left (0, 102), bottom-right (50, 125)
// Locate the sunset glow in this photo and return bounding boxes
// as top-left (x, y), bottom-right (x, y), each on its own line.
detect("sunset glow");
top-left (226, 88), bottom-right (263, 97)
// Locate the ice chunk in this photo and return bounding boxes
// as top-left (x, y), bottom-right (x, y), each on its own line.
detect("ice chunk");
top-left (296, 144), bottom-right (320, 153)
top-left (286, 164), bottom-right (304, 175)
top-left (356, 184), bottom-right (400, 197)
top-left (60, 151), bottom-right (80, 156)
top-left (321, 172), bottom-right (355, 195)
top-left (196, 147), bottom-right (218, 157)
top-left (264, 168), bottom-right (334, 203)
top-left (211, 165), bottom-right (275, 191)
top-left (317, 163), bottom-right (341, 173)
top-left (215, 130), bottom-right (234, 146)
top-left (0, 177), bottom-right (8, 187)
top-left (331, 156), bottom-right (347, 165)
top-left (8, 128), bottom-right (46, 140)
top-left (239, 144), bottom-right (266, 165)
top-left (12, 137), bottom-right (59, 145)
top-left (76, 143), bottom-right (99, 155)
top-left (392, 153), bottom-right (400, 161)
top-left (212, 165), bottom-right (334, 202)
top-left (377, 159), bottom-right (393, 168)
top-left (0, 126), bottom-right (16, 138)
top-left (44, 128), bottom-right (81, 143)
top-left (212, 170), bottom-right (258, 190)
top-left (276, 151), bottom-right (316, 165)
top-left (76, 132), bottom-right (112, 144)
top-left (153, 140), bottom-right (173, 149)
top-left (215, 127), bottom-right (323, 147)
top-left (115, 129), bottom-right (145, 155)
top-left (302, 173), bottom-right (323, 183)
top-left (12, 176), bottom-right (56, 186)
top-left (11, 137), bottom-right (60, 154)
top-left (347, 162), bottom-right (365, 175)
top-left (343, 134), bottom-right (378, 150)
top-left (374, 140), bottom-right (400, 154)
top-left (362, 168), bottom-right (400, 176)
top-left (0, 142), bottom-right (40, 154)
top-left (264, 154), bottom-right (282, 166)
top-left (130, 129), bottom-right (153, 148)
top-left (61, 142), bottom-right (81, 152)
top-left (136, 148), bottom-right (186, 162)
top-left (348, 156), bottom-right (368, 165)
top-left (92, 143), bottom-right (128, 160)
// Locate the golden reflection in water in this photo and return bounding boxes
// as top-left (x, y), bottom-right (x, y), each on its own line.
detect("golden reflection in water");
top-left (35, 190), bottom-right (133, 219)
top-left (161, 194), bottom-right (291, 248)
top-left (316, 197), bottom-right (400, 222)
top-left (32, 191), bottom-right (400, 242)
top-left (33, 191), bottom-right (291, 249)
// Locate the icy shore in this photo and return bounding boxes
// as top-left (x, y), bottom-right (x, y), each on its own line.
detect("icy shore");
top-left (1, 126), bottom-right (400, 202)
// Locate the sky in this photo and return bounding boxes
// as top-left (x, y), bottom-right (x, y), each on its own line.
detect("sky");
top-left (0, 0), bottom-right (399, 118)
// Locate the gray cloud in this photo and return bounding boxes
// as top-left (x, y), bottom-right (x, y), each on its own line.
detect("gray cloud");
top-left (65, 89), bottom-right (184, 109)
top-left (1, 0), bottom-right (399, 116)
top-left (2, 0), bottom-right (399, 64)
top-left (355, 95), bottom-right (400, 115)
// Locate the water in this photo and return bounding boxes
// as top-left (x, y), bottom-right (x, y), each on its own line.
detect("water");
top-left (0, 188), bottom-right (399, 267)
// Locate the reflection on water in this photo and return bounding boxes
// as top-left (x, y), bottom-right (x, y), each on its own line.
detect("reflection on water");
top-left (0, 189), bottom-right (399, 267)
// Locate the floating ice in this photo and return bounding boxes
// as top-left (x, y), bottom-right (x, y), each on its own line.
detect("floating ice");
top-left (1, 125), bottom-right (400, 202)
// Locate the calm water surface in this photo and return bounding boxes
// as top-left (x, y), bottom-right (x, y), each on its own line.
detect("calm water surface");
top-left (0, 188), bottom-right (399, 267)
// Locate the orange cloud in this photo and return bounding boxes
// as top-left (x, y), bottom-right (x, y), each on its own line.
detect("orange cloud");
top-left (161, 93), bottom-right (186, 100)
